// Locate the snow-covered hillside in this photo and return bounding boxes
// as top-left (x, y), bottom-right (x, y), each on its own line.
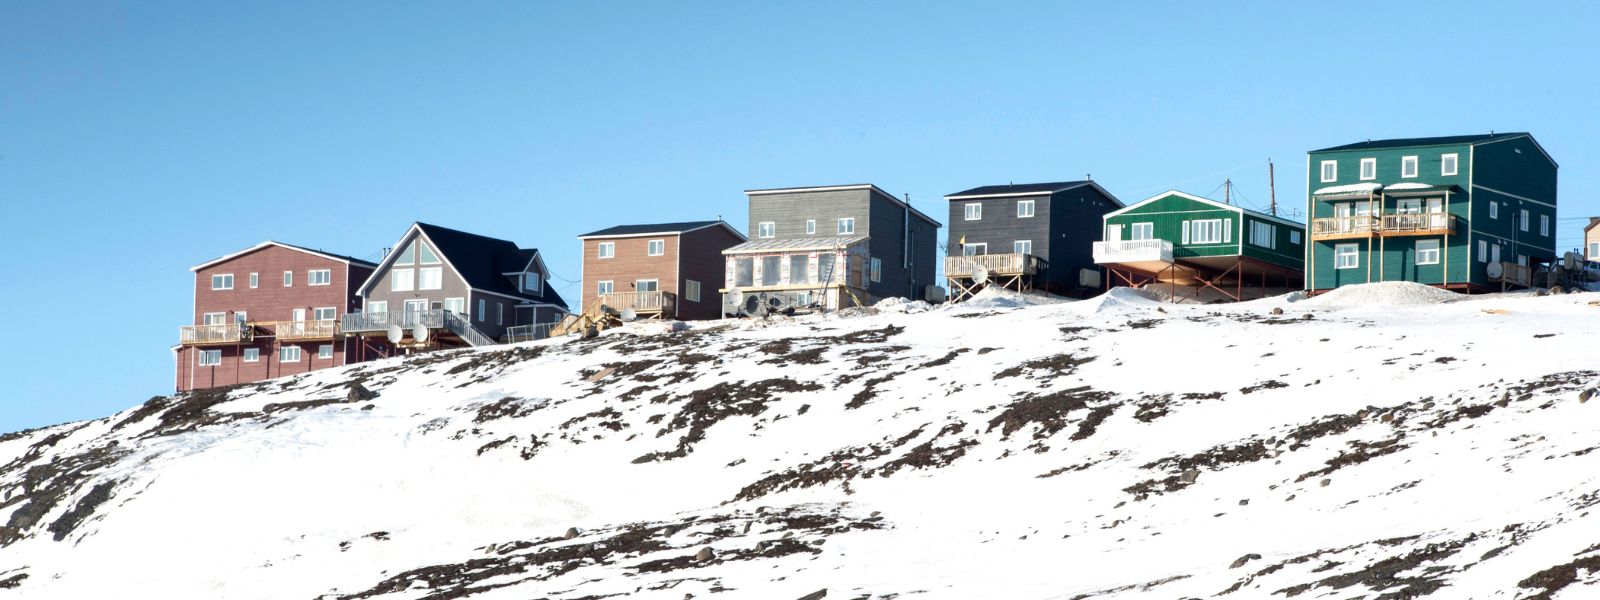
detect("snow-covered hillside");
top-left (3, 284), bottom-right (1599, 599)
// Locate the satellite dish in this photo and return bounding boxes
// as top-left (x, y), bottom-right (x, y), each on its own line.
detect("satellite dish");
top-left (413, 323), bottom-right (430, 343)
top-left (1486, 261), bottom-right (1504, 279)
top-left (620, 307), bottom-right (638, 322)
top-left (386, 324), bottom-right (404, 344)
top-left (971, 265), bottom-right (989, 285)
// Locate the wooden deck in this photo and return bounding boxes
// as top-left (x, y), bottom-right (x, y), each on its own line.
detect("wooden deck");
top-left (595, 291), bottom-right (676, 316)
top-left (179, 323), bottom-right (252, 346)
top-left (272, 319), bottom-right (338, 341)
top-left (945, 253), bottom-right (1042, 279)
top-left (1311, 213), bottom-right (1456, 240)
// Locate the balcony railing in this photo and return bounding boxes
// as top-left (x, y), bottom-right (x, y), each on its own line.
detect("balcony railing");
top-left (505, 322), bottom-right (561, 343)
top-left (1311, 216), bottom-right (1381, 237)
top-left (1490, 261), bottom-right (1533, 287)
top-left (180, 323), bottom-right (251, 346)
top-left (1312, 212), bottom-right (1456, 238)
top-left (340, 309), bottom-right (496, 347)
top-left (273, 319), bottom-right (338, 341)
top-left (1380, 212), bottom-right (1456, 235)
top-left (945, 253), bottom-right (1045, 278)
top-left (1092, 239), bottom-right (1174, 264)
top-left (596, 291), bottom-right (676, 315)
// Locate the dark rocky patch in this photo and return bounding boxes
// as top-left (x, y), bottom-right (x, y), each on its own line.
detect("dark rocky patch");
top-left (472, 397), bottom-right (542, 423)
top-left (994, 354), bottom-right (1095, 381)
top-left (986, 386), bottom-right (1114, 452)
top-left (634, 378), bottom-right (823, 463)
top-left (1295, 437), bottom-right (1408, 483)
top-left (1273, 534), bottom-right (1478, 599)
top-left (847, 374), bottom-right (901, 410)
top-left (0, 573), bottom-right (25, 589)
top-left (1239, 380), bottom-right (1289, 395)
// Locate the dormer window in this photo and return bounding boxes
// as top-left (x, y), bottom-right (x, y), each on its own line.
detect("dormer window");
top-left (522, 272), bottom-right (543, 295)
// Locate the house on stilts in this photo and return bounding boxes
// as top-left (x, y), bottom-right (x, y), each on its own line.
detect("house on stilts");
top-left (1094, 190), bottom-right (1305, 302)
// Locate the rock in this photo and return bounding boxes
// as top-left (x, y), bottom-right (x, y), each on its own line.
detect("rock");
top-left (1301, 313), bottom-right (1314, 320)
top-left (1320, 478), bottom-right (1331, 488)
top-left (347, 383), bottom-right (378, 403)
top-left (1180, 469), bottom-right (1200, 484)
top-left (1551, 286), bottom-right (1565, 294)
top-left (1380, 412), bottom-right (1394, 422)
top-left (1230, 553), bottom-right (1262, 569)
top-left (1580, 389), bottom-right (1595, 403)
top-left (1239, 499), bottom-right (1249, 506)
top-left (695, 547), bottom-right (715, 562)
top-left (796, 590), bottom-right (828, 600)
top-left (1270, 307), bottom-right (1284, 315)
top-left (360, 404), bottom-right (375, 411)
top-left (1536, 289), bottom-right (1549, 297)
top-left (564, 527), bottom-right (582, 540)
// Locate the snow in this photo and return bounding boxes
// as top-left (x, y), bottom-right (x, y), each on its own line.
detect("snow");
top-left (952, 286), bottom-right (1070, 309)
top-left (2, 283), bottom-right (1599, 599)
top-left (1312, 182), bottom-right (1383, 195)
top-left (1384, 182), bottom-right (1434, 190)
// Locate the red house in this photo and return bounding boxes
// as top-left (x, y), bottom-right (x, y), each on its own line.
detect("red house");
top-left (175, 241), bottom-right (376, 392)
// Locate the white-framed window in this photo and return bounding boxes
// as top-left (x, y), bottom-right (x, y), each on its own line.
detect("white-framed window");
top-left (1519, 209), bottom-right (1530, 232)
top-left (1489, 201), bottom-right (1499, 219)
top-left (391, 269), bottom-right (414, 292)
top-left (1401, 156), bottom-right (1419, 178)
top-left (1130, 223), bottom-right (1153, 240)
top-left (283, 270), bottom-right (293, 287)
top-left (1589, 242), bottom-right (1600, 260)
top-left (234, 311), bottom-right (247, 324)
top-left (243, 348), bottom-right (260, 363)
top-left (522, 273), bottom-right (542, 294)
top-left (308, 269), bottom-right (332, 286)
top-left (597, 242), bottom-right (615, 259)
top-left (418, 267), bottom-right (443, 290)
top-left (1442, 153), bottom-right (1459, 176)
top-left (1540, 215), bottom-right (1550, 237)
top-left (1017, 200), bottom-right (1035, 218)
top-left (964, 203), bottom-right (982, 221)
top-left (870, 257), bottom-right (882, 283)
top-left (1359, 158), bottom-right (1377, 180)
top-left (596, 280), bottom-right (614, 296)
top-left (396, 241), bottom-right (416, 265)
top-left (367, 300), bottom-right (388, 314)
top-left (418, 243), bottom-right (440, 265)
top-left (1013, 240), bottom-right (1033, 255)
top-left (1190, 219), bottom-right (1224, 244)
top-left (647, 239), bottom-right (665, 256)
top-left (1478, 240), bottom-right (1488, 263)
top-left (280, 346), bottom-right (302, 363)
top-left (805, 220), bottom-right (816, 235)
top-left (198, 349), bottom-right (222, 366)
top-left (318, 344), bottom-right (333, 359)
top-left (1518, 254), bottom-right (1528, 267)
top-left (211, 274), bottom-right (234, 290)
top-left (1334, 243), bottom-right (1359, 269)
top-left (1491, 243), bottom-right (1502, 264)
top-left (477, 299), bottom-right (486, 322)
top-left (313, 307), bottom-right (336, 321)
top-left (1290, 230), bottom-right (1302, 245)
top-left (497, 303), bottom-right (503, 326)
top-left (635, 278), bottom-right (659, 292)
top-left (838, 218), bottom-right (855, 235)
top-left (685, 280), bottom-right (701, 302)
top-left (758, 222), bottom-right (776, 238)
top-left (1416, 240), bottom-right (1441, 265)
top-left (1250, 221), bottom-right (1277, 249)
top-left (201, 312), bottom-right (228, 325)
top-left (249, 273), bottom-right (259, 289)
top-left (444, 297), bottom-right (465, 315)
top-left (962, 242), bottom-right (988, 256)
top-left (1320, 160), bottom-right (1337, 183)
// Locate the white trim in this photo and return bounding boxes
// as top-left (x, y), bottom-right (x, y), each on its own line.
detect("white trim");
top-left (634, 278), bottom-right (660, 292)
top-left (197, 349), bottom-right (222, 366)
top-left (283, 270), bottom-right (293, 287)
top-left (418, 266), bottom-right (443, 290)
top-left (685, 279), bottom-right (701, 303)
top-left (805, 220), bottom-right (816, 235)
top-left (1400, 155), bottom-right (1419, 179)
top-left (647, 239), bottom-right (665, 256)
top-left (279, 346), bottom-right (302, 363)
top-left (391, 268), bottom-right (415, 292)
top-left (243, 347), bottom-right (260, 363)
top-left (757, 222), bottom-right (776, 239)
top-left (596, 280), bottom-right (615, 296)
top-left (1017, 199), bottom-right (1036, 218)
top-left (1012, 239), bottom-right (1033, 255)
top-left (1472, 184), bottom-right (1556, 208)
top-left (1320, 160), bottom-right (1337, 183)
top-left (598, 241), bottom-right (616, 259)
top-left (477, 298), bottom-right (486, 322)
top-left (964, 203), bottom-right (982, 221)
top-left (210, 273), bottom-right (234, 290)
top-left (248, 272), bottom-right (258, 289)
top-left (1359, 158), bottom-right (1377, 181)
top-left (190, 241), bottom-right (375, 272)
top-left (307, 268), bottom-right (332, 286)
top-left (318, 344), bottom-right (334, 360)
top-left (312, 306), bottom-right (337, 321)
top-left (837, 217), bottom-right (856, 235)
top-left (1334, 243), bottom-right (1360, 269)
top-left (1105, 189), bottom-right (1304, 229)
top-left (578, 221), bottom-right (746, 241)
top-left (1441, 153), bottom-right (1459, 176)
top-left (1416, 239), bottom-right (1441, 265)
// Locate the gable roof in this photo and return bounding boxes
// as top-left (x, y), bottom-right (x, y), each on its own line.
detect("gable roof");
top-left (1105, 190), bottom-right (1305, 230)
top-left (578, 220), bottom-right (746, 240)
top-left (190, 240), bottom-right (377, 272)
top-left (360, 223), bottom-right (568, 309)
top-left (744, 184), bottom-right (942, 228)
top-left (1586, 217), bottom-right (1600, 233)
top-left (945, 180), bottom-right (1125, 207)
top-left (1313, 132), bottom-right (1528, 152)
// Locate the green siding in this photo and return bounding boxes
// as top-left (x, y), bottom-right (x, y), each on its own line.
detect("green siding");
top-left (1106, 192), bottom-right (1304, 270)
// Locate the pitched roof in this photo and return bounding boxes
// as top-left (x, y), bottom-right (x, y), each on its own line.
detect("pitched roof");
top-left (1105, 190), bottom-right (1305, 230)
top-left (409, 223), bottom-right (567, 308)
top-left (190, 240), bottom-right (377, 271)
top-left (723, 236), bottom-right (869, 255)
top-left (578, 220), bottom-right (742, 239)
top-left (1586, 217), bottom-right (1600, 233)
top-left (1313, 132), bottom-right (1529, 152)
top-left (743, 184), bottom-right (942, 228)
top-left (946, 181), bottom-right (1089, 198)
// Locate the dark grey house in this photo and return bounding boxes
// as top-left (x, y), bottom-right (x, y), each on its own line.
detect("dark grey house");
top-left (945, 181), bottom-right (1122, 300)
top-left (722, 184), bottom-right (941, 314)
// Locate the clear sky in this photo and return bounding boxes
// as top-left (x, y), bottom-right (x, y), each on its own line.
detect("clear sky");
top-left (2, 1), bottom-right (1597, 432)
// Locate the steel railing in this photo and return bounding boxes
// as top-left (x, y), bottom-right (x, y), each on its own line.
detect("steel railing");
top-left (341, 309), bottom-right (497, 347)
top-left (505, 322), bottom-right (562, 343)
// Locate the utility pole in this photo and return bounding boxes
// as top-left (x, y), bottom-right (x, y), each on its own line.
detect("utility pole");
top-left (1268, 159), bottom-right (1278, 216)
top-left (1224, 179), bottom-right (1232, 205)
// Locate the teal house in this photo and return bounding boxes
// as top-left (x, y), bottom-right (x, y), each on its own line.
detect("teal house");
top-left (1306, 133), bottom-right (1557, 293)
top-left (1094, 190), bottom-right (1304, 302)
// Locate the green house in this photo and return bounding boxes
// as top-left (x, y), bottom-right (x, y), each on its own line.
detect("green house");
top-left (1094, 190), bottom-right (1305, 302)
top-left (1305, 133), bottom-right (1558, 293)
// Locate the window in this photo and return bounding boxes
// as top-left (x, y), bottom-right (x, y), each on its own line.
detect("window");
top-left (1416, 240), bottom-right (1441, 265)
top-left (1190, 219), bottom-right (1224, 244)
top-left (734, 258), bottom-right (754, 287)
top-left (280, 346), bottom-right (302, 363)
top-left (1491, 244), bottom-right (1502, 264)
top-left (1540, 215), bottom-right (1550, 237)
top-left (478, 299), bottom-right (486, 322)
top-left (596, 280), bottom-right (614, 296)
top-left (396, 241), bottom-right (417, 265)
top-left (522, 272), bottom-right (542, 294)
top-left (964, 203), bottom-right (982, 220)
top-left (1334, 244), bottom-right (1359, 269)
top-left (817, 254), bottom-right (837, 282)
top-left (838, 218), bottom-right (855, 235)
top-left (1290, 231), bottom-right (1302, 245)
top-left (1478, 240), bottom-right (1488, 263)
top-left (758, 222), bottom-right (776, 238)
top-left (1442, 153), bottom-right (1459, 176)
top-left (635, 279), bottom-right (659, 292)
top-left (1519, 209), bottom-right (1530, 232)
top-left (198, 350), bottom-right (222, 366)
top-left (789, 255), bottom-right (811, 284)
top-left (806, 220), bottom-right (816, 235)
top-left (243, 348), bottom-right (260, 363)
top-left (1320, 160), bottom-right (1337, 183)
top-left (1401, 156), bottom-right (1419, 178)
top-left (685, 280), bottom-right (701, 302)
top-left (1396, 199), bottom-right (1422, 214)
top-left (1518, 254), bottom-right (1528, 267)
top-left (234, 311), bottom-right (247, 324)
top-left (1250, 221), bottom-right (1277, 249)
top-left (249, 273), bottom-right (259, 289)
top-left (962, 243), bottom-right (988, 256)
top-left (418, 267), bottom-right (443, 290)
top-left (761, 256), bottom-right (782, 286)
top-left (1130, 223), bottom-right (1153, 240)
top-left (313, 307), bottom-right (336, 321)
top-left (318, 344), bottom-right (334, 359)
top-left (418, 243), bottom-right (440, 265)
top-left (444, 297), bottom-right (465, 315)
top-left (367, 300), bottom-right (388, 314)
top-left (391, 269), bottom-right (414, 292)
top-left (1017, 200), bottom-right (1035, 218)
top-left (1489, 202), bottom-right (1499, 219)
top-left (598, 242), bottom-right (615, 259)
top-left (211, 274), bottom-right (234, 290)
top-left (283, 270), bottom-right (293, 287)
top-left (1359, 158), bottom-right (1376, 180)
top-left (870, 257), bottom-right (882, 283)
top-left (1589, 242), bottom-right (1600, 260)
top-left (1013, 240), bottom-right (1033, 255)
top-left (647, 240), bottom-right (665, 256)
top-left (497, 303), bottom-right (503, 326)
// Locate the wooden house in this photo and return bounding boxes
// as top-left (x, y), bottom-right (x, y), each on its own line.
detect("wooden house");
top-left (576, 220), bottom-right (746, 321)
top-left (345, 223), bottom-right (567, 356)
top-left (176, 241), bottom-right (376, 392)
top-left (1585, 218), bottom-right (1599, 263)
top-left (1305, 133), bottom-right (1558, 293)
top-left (1095, 190), bottom-right (1305, 302)
top-left (721, 184), bottom-right (941, 315)
top-left (944, 181), bottom-right (1122, 301)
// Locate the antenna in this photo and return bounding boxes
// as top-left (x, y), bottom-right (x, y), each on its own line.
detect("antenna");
top-left (1224, 179), bottom-right (1232, 205)
top-left (1268, 159), bottom-right (1277, 216)
top-left (1086, 173), bottom-right (1092, 181)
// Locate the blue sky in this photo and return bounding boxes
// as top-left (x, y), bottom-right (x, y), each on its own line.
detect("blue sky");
top-left (2, 1), bottom-right (1596, 432)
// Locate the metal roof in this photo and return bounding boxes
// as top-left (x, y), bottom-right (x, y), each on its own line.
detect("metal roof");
top-left (946, 181), bottom-right (1089, 198)
top-left (723, 236), bottom-right (869, 255)
top-left (1312, 133), bottom-right (1529, 152)
top-left (578, 220), bottom-right (742, 239)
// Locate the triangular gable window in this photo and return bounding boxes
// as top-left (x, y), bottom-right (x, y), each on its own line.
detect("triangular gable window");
top-left (419, 242), bottom-right (441, 265)
top-left (396, 240), bottom-right (417, 265)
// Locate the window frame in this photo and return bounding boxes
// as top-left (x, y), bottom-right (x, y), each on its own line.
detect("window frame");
top-left (647, 239), bottom-right (665, 256)
top-left (444, 297), bottom-right (465, 315)
top-left (1589, 241), bottom-right (1600, 260)
top-left (313, 306), bottom-right (336, 321)
top-left (318, 344), bottom-right (334, 359)
top-left (198, 349), bottom-right (222, 366)
top-left (1191, 219), bottom-right (1224, 244)
top-left (964, 203), bottom-right (982, 221)
top-left (1540, 214), bottom-right (1549, 237)
top-left (1415, 240), bottom-right (1441, 265)
top-left (1401, 155), bottom-right (1419, 178)
top-left (283, 270), bottom-right (293, 287)
top-left (1359, 158), bottom-right (1377, 181)
top-left (279, 346), bottom-right (302, 363)
top-left (417, 266), bottom-right (443, 290)
top-left (757, 222), bottom-right (776, 239)
top-left (1334, 243), bottom-right (1360, 269)
top-left (390, 269), bottom-right (415, 292)
top-left (838, 218), bottom-right (855, 235)
top-left (1290, 230), bottom-right (1302, 245)
top-left (869, 257), bottom-right (882, 283)
top-left (597, 241), bottom-right (615, 259)
top-left (1250, 221), bottom-right (1277, 249)
top-left (249, 273), bottom-right (259, 289)
top-left (596, 280), bottom-right (615, 296)
top-left (1477, 240), bottom-right (1488, 263)
top-left (1017, 200), bottom-right (1035, 218)
top-left (367, 300), bottom-right (388, 314)
top-left (1320, 160), bottom-right (1337, 183)
top-left (805, 220), bottom-right (816, 235)
top-left (210, 273), bottom-right (234, 290)
top-left (243, 348), bottom-right (260, 363)
top-left (1519, 209), bottom-right (1530, 232)
top-left (685, 279), bottom-right (701, 303)
top-left (1441, 153), bottom-right (1459, 176)
top-left (1489, 202), bottom-right (1499, 219)
top-left (307, 269), bottom-right (332, 286)
top-left (1013, 240), bottom-right (1033, 255)
top-left (477, 299), bottom-right (486, 322)
top-left (962, 242), bottom-right (988, 256)
top-left (1130, 223), bottom-right (1153, 241)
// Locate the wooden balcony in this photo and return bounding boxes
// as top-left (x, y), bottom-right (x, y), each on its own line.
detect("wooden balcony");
top-left (945, 253), bottom-right (1044, 279)
top-left (180, 323), bottom-right (252, 346)
top-left (1490, 261), bottom-right (1533, 288)
top-left (272, 319), bottom-right (338, 341)
top-left (1310, 216), bottom-right (1380, 240)
top-left (597, 291), bottom-right (676, 316)
top-left (1379, 213), bottom-right (1456, 236)
top-left (1312, 213), bottom-right (1456, 240)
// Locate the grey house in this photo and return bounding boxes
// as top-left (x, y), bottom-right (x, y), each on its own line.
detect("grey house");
top-left (722, 184), bottom-right (941, 315)
top-left (945, 181), bottom-right (1122, 300)
top-left (344, 222), bottom-right (567, 357)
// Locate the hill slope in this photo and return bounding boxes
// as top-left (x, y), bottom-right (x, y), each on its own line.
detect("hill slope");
top-left (3, 285), bottom-right (1599, 599)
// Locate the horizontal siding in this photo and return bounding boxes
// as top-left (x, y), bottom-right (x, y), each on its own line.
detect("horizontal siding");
top-left (1106, 194), bottom-right (1241, 259)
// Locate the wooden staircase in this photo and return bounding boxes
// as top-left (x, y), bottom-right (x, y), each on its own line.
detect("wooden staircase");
top-left (550, 297), bottom-right (621, 338)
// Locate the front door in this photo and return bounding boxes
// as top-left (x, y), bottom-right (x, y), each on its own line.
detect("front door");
top-left (1106, 224), bottom-right (1123, 242)
top-left (404, 299), bottom-right (429, 314)
top-left (292, 308), bottom-right (307, 322)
